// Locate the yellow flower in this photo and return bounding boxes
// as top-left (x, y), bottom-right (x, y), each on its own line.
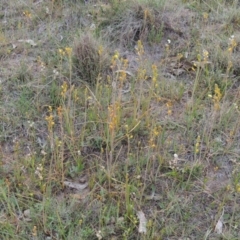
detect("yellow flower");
top-left (45, 106), bottom-right (55, 130)
top-left (113, 51), bottom-right (119, 60)
top-left (65, 47), bottom-right (72, 56)
top-left (111, 51), bottom-right (120, 69)
top-left (213, 84), bottom-right (222, 110)
top-left (202, 12), bottom-right (208, 21)
top-left (136, 40), bottom-right (144, 56)
top-left (45, 115), bottom-right (54, 128)
top-left (203, 49), bottom-right (209, 62)
top-left (166, 101), bottom-right (173, 116)
top-left (236, 183), bottom-right (240, 193)
top-left (58, 48), bottom-right (65, 55)
top-left (98, 45), bottom-right (103, 56)
top-left (32, 226), bottom-right (37, 237)
top-left (123, 58), bottom-right (128, 69)
top-left (152, 64), bottom-right (158, 85)
top-left (195, 135), bottom-right (201, 154)
top-left (48, 105), bottom-right (52, 112)
top-left (108, 103), bottom-right (118, 132)
top-left (57, 106), bottom-right (62, 117)
top-left (23, 11), bottom-right (32, 19)
top-left (61, 81), bottom-right (68, 97)
top-left (228, 35), bottom-right (237, 53)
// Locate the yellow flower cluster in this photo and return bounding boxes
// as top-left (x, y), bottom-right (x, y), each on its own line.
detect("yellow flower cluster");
top-left (23, 11), bottom-right (32, 19)
top-left (35, 164), bottom-right (43, 180)
top-left (136, 40), bottom-right (144, 56)
top-left (202, 49), bottom-right (209, 62)
top-left (119, 58), bottom-right (128, 82)
top-left (58, 47), bottom-right (73, 57)
top-left (144, 8), bottom-right (153, 24)
top-left (137, 68), bottom-right (147, 81)
top-left (152, 64), bottom-right (158, 87)
top-left (65, 47), bottom-right (72, 56)
top-left (195, 135), bottom-right (201, 154)
top-left (166, 101), bottom-right (173, 116)
top-left (149, 126), bottom-right (161, 148)
top-left (228, 35), bottom-right (237, 53)
top-left (202, 12), bottom-right (208, 22)
top-left (57, 106), bottom-right (62, 117)
top-left (213, 84), bottom-right (222, 110)
top-left (236, 183), bottom-right (240, 193)
top-left (98, 45), bottom-right (103, 56)
top-left (119, 70), bottom-right (127, 82)
top-left (196, 49), bottom-right (209, 64)
top-left (32, 226), bottom-right (37, 237)
top-left (61, 81), bottom-right (68, 98)
top-left (37, 56), bottom-right (46, 72)
top-left (111, 51), bottom-right (119, 69)
top-left (108, 103), bottom-right (119, 132)
top-left (45, 106), bottom-right (55, 130)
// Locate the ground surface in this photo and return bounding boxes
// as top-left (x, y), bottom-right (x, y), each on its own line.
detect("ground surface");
top-left (1, 0), bottom-right (240, 239)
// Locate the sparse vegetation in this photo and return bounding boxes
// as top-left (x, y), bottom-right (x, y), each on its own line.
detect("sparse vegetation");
top-left (1, 0), bottom-right (240, 239)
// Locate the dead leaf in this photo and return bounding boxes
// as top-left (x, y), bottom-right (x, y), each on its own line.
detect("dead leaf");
top-left (18, 39), bottom-right (37, 46)
top-left (23, 209), bottom-right (32, 222)
top-left (215, 217), bottom-right (223, 234)
top-left (115, 70), bottom-right (134, 77)
top-left (144, 193), bottom-right (162, 201)
top-left (63, 181), bottom-right (88, 191)
top-left (12, 43), bottom-right (17, 49)
top-left (96, 230), bottom-right (103, 240)
top-left (171, 68), bottom-right (186, 76)
top-left (70, 191), bottom-right (89, 200)
top-left (192, 60), bottom-right (212, 68)
top-left (214, 208), bottom-right (224, 234)
top-left (137, 211), bottom-right (147, 234)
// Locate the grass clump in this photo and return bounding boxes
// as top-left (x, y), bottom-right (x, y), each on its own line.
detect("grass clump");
top-left (73, 33), bottom-right (110, 86)
top-left (99, 1), bottom-right (165, 46)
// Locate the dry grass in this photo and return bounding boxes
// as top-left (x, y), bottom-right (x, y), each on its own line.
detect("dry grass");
top-left (1, 0), bottom-right (240, 239)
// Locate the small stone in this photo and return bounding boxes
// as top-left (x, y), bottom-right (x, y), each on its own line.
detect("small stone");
top-left (23, 209), bottom-right (30, 218)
